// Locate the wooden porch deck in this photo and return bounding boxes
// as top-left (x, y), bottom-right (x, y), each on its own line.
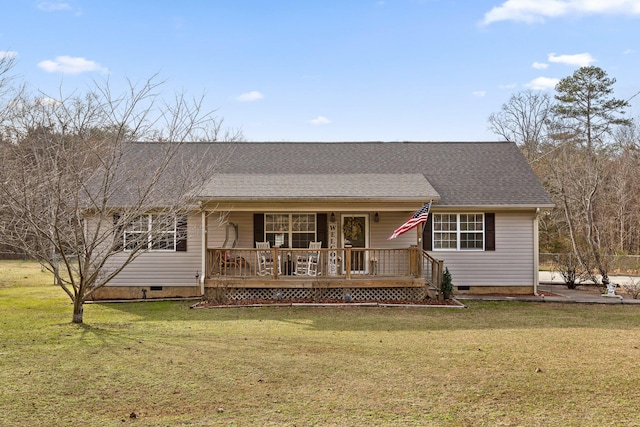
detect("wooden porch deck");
top-left (204, 247), bottom-right (442, 290)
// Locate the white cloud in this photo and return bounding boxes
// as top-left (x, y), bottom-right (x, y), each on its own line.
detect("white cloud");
top-left (472, 90), bottom-right (487, 97)
top-left (525, 76), bottom-right (560, 90)
top-left (499, 83), bottom-right (518, 89)
top-left (548, 52), bottom-right (596, 66)
top-left (623, 48), bottom-right (635, 54)
top-left (309, 116), bottom-right (331, 125)
top-left (236, 91), bottom-right (264, 102)
top-left (0, 50), bottom-right (18, 59)
top-left (36, 97), bottom-right (60, 106)
top-left (37, 56), bottom-right (107, 74)
top-left (532, 62), bottom-right (549, 69)
top-left (37, 2), bottom-right (72, 12)
top-left (482, 0), bottom-right (640, 25)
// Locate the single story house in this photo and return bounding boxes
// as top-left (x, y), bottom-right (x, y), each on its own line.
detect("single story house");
top-left (92, 141), bottom-right (554, 301)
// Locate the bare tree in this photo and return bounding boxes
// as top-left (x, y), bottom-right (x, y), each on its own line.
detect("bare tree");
top-left (0, 50), bottom-right (19, 107)
top-left (610, 122), bottom-right (640, 253)
top-left (543, 135), bottom-right (609, 286)
top-left (488, 90), bottom-right (553, 160)
top-left (488, 67), bottom-right (638, 287)
top-left (0, 76), bottom-right (242, 323)
top-left (0, 51), bottom-right (23, 258)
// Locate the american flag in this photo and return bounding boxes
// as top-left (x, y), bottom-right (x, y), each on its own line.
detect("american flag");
top-left (387, 201), bottom-right (432, 240)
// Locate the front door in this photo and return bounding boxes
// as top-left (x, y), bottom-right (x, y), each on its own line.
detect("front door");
top-left (341, 214), bottom-right (368, 273)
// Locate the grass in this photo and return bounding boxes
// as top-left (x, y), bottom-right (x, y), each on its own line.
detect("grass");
top-left (0, 259), bottom-right (54, 288)
top-left (2, 261), bottom-right (640, 426)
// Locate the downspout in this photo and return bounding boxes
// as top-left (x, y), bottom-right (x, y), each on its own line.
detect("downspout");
top-left (200, 209), bottom-right (207, 296)
top-left (533, 208), bottom-right (540, 296)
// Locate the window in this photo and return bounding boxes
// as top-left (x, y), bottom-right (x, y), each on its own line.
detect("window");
top-left (433, 213), bottom-right (484, 250)
top-left (150, 214), bottom-right (177, 250)
top-left (121, 214), bottom-right (187, 252)
top-left (265, 213), bottom-right (316, 248)
top-left (123, 216), bottom-right (149, 251)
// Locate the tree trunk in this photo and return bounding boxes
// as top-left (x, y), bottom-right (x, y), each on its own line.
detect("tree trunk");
top-left (72, 297), bottom-right (84, 324)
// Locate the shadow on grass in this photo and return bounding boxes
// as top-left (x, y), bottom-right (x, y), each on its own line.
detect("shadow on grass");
top-left (56, 320), bottom-right (145, 347)
top-left (93, 299), bottom-right (640, 332)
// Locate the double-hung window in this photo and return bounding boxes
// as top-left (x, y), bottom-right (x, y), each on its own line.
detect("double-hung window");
top-left (265, 213), bottom-right (316, 248)
top-left (150, 214), bottom-right (178, 250)
top-left (121, 214), bottom-right (187, 252)
top-left (123, 216), bottom-right (149, 251)
top-left (433, 213), bottom-right (484, 251)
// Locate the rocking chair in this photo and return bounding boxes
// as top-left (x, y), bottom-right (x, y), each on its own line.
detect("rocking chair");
top-left (294, 241), bottom-right (322, 276)
top-left (256, 241), bottom-right (281, 276)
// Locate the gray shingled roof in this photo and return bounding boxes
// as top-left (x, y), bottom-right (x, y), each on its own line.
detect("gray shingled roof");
top-left (196, 173), bottom-right (439, 200)
top-left (105, 141), bottom-right (553, 208)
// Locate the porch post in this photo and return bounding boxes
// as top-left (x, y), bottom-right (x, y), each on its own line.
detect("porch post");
top-left (533, 208), bottom-right (540, 296)
top-left (409, 245), bottom-right (417, 277)
top-left (436, 260), bottom-right (444, 301)
top-left (273, 247), bottom-right (279, 279)
top-left (417, 223), bottom-right (424, 276)
top-left (200, 210), bottom-right (207, 296)
top-left (345, 246), bottom-right (352, 279)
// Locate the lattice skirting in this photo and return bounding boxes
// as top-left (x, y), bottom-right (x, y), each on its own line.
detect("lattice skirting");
top-left (205, 287), bottom-right (429, 302)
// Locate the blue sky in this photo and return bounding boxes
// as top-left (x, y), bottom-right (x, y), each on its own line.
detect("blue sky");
top-left (1, 1), bottom-right (639, 142)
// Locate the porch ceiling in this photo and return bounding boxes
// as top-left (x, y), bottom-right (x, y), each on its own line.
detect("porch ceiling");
top-left (196, 173), bottom-right (440, 201)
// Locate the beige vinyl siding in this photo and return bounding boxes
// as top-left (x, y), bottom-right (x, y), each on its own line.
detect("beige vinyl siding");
top-left (428, 211), bottom-right (535, 288)
top-left (105, 212), bottom-right (202, 287)
top-left (209, 211), bottom-right (422, 249)
top-left (205, 210), bottom-right (536, 287)
top-left (370, 212), bottom-right (422, 248)
top-left (211, 210), bottom-right (427, 250)
top-left (207, 212), bottom-right (255, 248)
top-left (206, 212), bottom-right (228, 248)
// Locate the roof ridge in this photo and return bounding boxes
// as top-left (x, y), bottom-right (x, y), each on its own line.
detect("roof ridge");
top-left (126, 140), bottom-right (511, 145)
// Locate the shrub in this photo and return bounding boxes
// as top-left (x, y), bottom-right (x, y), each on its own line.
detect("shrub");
top-left (552, 253), bottom-right (590, 289)
top-left (441, 267), bottom-right (453, 298)
top-left (621, 278), bottom-right (640, 299)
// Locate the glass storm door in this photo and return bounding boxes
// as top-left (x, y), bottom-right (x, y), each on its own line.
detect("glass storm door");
top-left (342, 215), bottom-right (368, 273)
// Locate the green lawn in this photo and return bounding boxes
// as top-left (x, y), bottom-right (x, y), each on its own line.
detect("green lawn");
top-left (2, 261), bottom-right (640, 426)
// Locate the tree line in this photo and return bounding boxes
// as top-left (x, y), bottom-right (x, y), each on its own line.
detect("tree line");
top-left (489, 66), bottom-right (639, 286)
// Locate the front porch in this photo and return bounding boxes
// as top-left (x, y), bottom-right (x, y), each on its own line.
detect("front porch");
top-left (204, 246), bottom-right (444, 302)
